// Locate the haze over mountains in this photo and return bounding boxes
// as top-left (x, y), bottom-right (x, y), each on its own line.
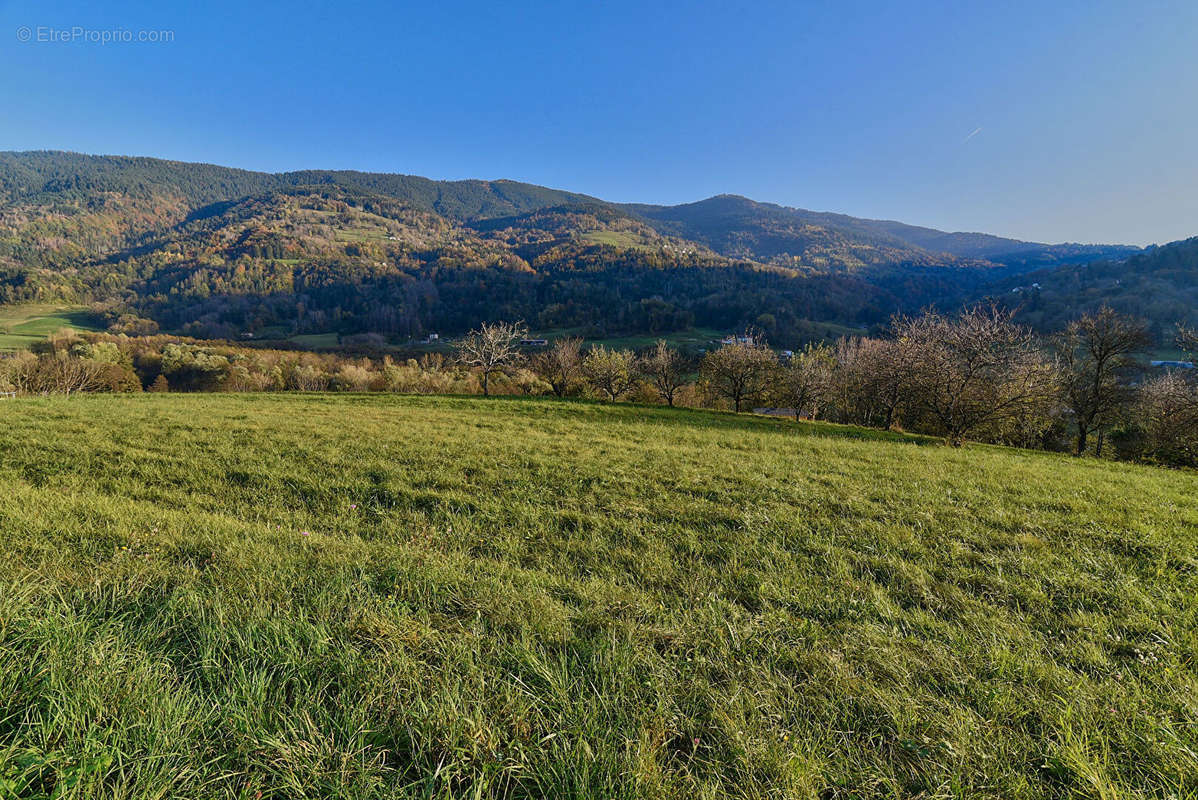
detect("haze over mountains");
top-left (0, 150), bottom-right (1188, 346)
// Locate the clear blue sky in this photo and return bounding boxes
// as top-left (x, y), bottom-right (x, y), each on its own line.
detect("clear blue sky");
top-left (1, 0), bottom-right (1195, 245)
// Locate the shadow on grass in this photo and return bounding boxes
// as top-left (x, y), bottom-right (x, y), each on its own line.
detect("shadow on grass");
top-left (396, 393), bottom-right (946, 447)
top-left (10, 309), bottom-right (103, 335)
top-left (55, 310), bottom-right (104, 330)
top-left (74, 391), bottom-right (945, 448)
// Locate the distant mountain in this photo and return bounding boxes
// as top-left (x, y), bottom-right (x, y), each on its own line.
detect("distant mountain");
top-left (624, 195), bottom-right (967, 271)
top-left (625, 194), bottom-right (1138, 269)
top-left (0, 150), bottom-right (1166, 346)
top-left (979, 236), bottom-right (1198, 340)
top-left (0, 151), bottom-right (597, 219)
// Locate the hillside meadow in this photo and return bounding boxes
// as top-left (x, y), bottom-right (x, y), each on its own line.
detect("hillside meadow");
top-left (0, 306), bottom-right (101, 351)
top-left (0, 394), bottom-right (1196, 798)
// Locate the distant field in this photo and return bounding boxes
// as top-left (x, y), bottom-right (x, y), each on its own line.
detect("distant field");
top-left (531, 326), bottom-right (727, 352)
top-left (288, 332), bottom-right (341, 348)
top-left (384, 327), bottom-right (730, 356)
top-left (527, 322), bottom-right (867, 352)
top-left (1149, 347), bottom-right (1193, 363)
top-left (334, 226), bottom-right (390, 243)
top-left (0, 394), bottom-right (1195, 798)
top-left (580, 230), bottom-right (648, 249)
top-left (259, 323), bottom-right (869, 355)
top-left (0, 305), bottom-right (103, 350)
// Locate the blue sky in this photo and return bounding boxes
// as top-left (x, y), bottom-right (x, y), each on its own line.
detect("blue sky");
top-left (1, 0), bottom-right (1195, 245)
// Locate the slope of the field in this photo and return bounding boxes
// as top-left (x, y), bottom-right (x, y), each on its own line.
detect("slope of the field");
top-left (0, 395), bottom-right (1195, 798)
top-left (0, 304), bottom-right (102, 350)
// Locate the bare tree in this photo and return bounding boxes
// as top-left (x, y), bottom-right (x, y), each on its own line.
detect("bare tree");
top-left (1179, 326), bottom-right (1198, 363)
top-left (1137, 372), bottom-right (1198, 466)
top-left (701, 339), bottom-right (778, 413)
top-left (10, 351), bottom-right (111, 396)
top-left (1054, 307), bottom-right (1152, 455)
top-left (773, 343), bottom-right (835, 420)
top-left (828, 336), bottom-right (910, 429)
top-left (640, 340), bottom-right (687, 406)
top-left (582, 345), bottom-right (637, 402)
top-left (531, 337), bottom-right (583, 397)
top-left (454, 321), bottom-right (528, 396)
top-left (896, 305), bottom-right (1058, 446)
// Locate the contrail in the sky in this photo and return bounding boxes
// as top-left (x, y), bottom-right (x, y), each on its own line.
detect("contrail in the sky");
top-left (963, 126), bottom-right (983, 143)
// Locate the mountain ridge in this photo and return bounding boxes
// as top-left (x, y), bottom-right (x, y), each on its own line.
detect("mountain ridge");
top-left (0, 151), bottom-right (1138, 265)
top-left (0, 150), bottom-right (1170, 347)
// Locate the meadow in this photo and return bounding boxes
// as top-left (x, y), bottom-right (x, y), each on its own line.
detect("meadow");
top-left (0, 394), bottom-right (1195, 799)
top-left (0, 306), bottom-right (102, 351)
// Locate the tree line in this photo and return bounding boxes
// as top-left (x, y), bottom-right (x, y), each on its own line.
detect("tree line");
top-left (2, 305), bottom-right (1195, 467)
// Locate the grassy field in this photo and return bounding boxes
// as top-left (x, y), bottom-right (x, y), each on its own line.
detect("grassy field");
top-left (527, 327), bottom-right (728, 353)
top-left (0, 394), bottom-right (1195, 798)
top-left (0, 305), bottom-right (103, 350)
top-left (579, 231), bottom-right (652, 250)
top-left (288, 332), bottom-right (342, 348)
top-left (256, 322), bottom-right (870, 355)
top-left (523, 324), bottom-right (868, 353)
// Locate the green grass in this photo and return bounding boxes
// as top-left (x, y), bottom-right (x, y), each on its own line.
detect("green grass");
top-left (0, 305), bottom-right (103, 350)
top-left (288, 332), bottom-right (341, 348)
top-left (384, 328), bottom-right (726, 357)
top-left (528, 327), bottom-right (727, 352)
top-left (526, 323), bottom-right (868, 353)
top-left (1149, 347), bottom-right (1192, 363)
top-left (334, 227), bottom-right (390, 243)
top-left (0, 394), bottom-right (1196, 798)
top-left (580, 231), bottom-right (648, 249)
top-left (276, 323), bottom-right (869, 356)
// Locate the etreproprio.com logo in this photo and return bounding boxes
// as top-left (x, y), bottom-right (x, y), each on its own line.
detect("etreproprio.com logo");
top-left (16, 25), bottom-right (175, 44)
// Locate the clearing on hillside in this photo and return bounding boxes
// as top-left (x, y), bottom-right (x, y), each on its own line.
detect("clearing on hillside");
top-left (0, 305), bottom-right (104, 350)
top-left (0, 394), bottom-right (1195, 798)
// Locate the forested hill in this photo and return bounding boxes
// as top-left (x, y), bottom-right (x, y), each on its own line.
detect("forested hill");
top-left (625, 194), bottom-right (1138, 268)
top-left (0, 150), bottom-right (1164, 346)
top-left (0, 151), bottom-right (597, 219)
top-left (1, 151), bottom-right (1134, 267)
top-left (981, 236), bottom-right (1198, 340)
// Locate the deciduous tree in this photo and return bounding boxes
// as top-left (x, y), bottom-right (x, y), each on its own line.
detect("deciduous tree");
top-left (582, 345), bottom-right (637, 402)
top-left (531, 337), bottom-right (583, 397)
top-left (701, 338), bottom-right (778, 413)
top-left (640, 340), bottom-right (687, 407)
top-left (895, 305), bottom-right (1057, 446)
top-left (1137, 372), bottom-right (1198, 466)
top-left (773, 343), bottom-right (834, 420)
top-left (454, 321), bottom-right (527, 397)
top-left (1054, 307), bottom-right (1151, 455)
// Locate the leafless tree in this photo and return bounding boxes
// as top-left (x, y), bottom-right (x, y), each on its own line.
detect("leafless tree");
top-left (9, 351), bottom-right (112, 396)
top-left (640, 340), bottom-right (687, 406)
top-left (454, 320), bottom-right (528, 396)
top-left (531, 337), bottom-right (584, 397)
top-left (895, 305), bottom-right (1058, 446)
top-left (1179, 326), bottom-right (1198, 362)
top-left (773, 343), bottom-right (835, 420)
top-left (701, 339), bottom-right (778, 413)
top-left (1137, 372), bottom-right (1198, 465)
top-left (828, 336), bottom-right (911, 429)
top-left (1054, 306), bottom-right (1152, 455)
top-left (582, 345), bottom-right (637, 402)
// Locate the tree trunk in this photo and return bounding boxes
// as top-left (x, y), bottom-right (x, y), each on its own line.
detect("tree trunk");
top-left (1075, 426), bottom-right (1088, 456)
top-left (482, 371), bottom-right (490, 396)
